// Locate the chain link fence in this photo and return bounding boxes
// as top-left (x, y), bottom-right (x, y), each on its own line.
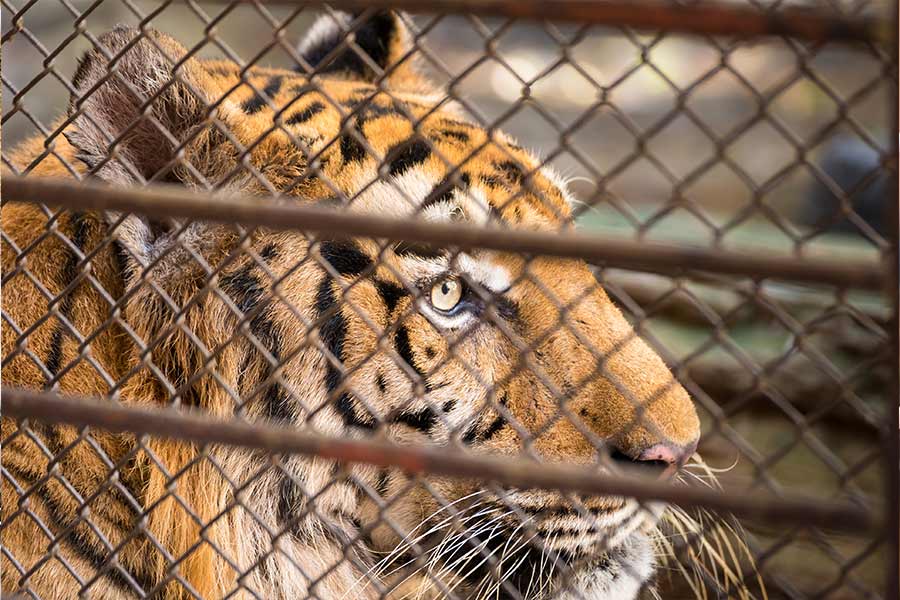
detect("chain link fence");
top-left (1, 1), bottom-right (897, 599)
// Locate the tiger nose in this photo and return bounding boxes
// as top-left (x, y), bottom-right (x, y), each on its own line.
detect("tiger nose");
top-left (610, 439), bottom-right (698, 474)
top-left (636, 441), bottom-right (697, 466)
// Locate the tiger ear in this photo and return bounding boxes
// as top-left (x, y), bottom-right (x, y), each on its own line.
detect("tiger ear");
top-left (67, 25), bottom-right (214, 186)
top-left (297, 10), bottom-right (428, 91)
top-left (66, 26), bottom-right (222, 276)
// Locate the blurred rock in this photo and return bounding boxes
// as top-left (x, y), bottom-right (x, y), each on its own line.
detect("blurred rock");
top-left (800, 134), bottom-right (889, 236)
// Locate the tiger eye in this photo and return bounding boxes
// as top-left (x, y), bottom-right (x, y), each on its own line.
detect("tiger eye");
top-left (430, 278), bottom-right (463, 312)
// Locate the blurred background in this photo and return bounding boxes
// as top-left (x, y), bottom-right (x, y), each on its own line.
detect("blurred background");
top-left (2, 1), bottom-right (895, 598)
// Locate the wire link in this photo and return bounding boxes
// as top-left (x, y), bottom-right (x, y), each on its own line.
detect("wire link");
top-left (1, 1), bottom-right (895, 599)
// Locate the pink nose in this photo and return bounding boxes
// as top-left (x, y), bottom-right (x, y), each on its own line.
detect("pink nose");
top-left (636, 440), bottom-right (698, 467)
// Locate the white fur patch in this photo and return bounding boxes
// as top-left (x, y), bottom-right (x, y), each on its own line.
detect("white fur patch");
top-left (297, 11), bottom-right (353, 60)
top-left (346, 167), bottom-right (492, 227)
top-left (554, 533), bottom-right (656, 600)
top-left (453, 253), bottom-right (511, 293)
top-left (454, 184), bottom-right (492, 225)
top-left (541, 164), bottom-right (579, 210)
top-left (346, 168), bottom-right (437, 217)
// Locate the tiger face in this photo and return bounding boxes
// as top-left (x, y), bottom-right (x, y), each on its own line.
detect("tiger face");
top-left (4, 10), bottom-right (700, 600)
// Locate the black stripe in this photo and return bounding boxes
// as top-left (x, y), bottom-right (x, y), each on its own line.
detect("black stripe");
top-left (263, 375), bottom-right (293, 422)
top-left (390, 406), bottom-right (436, 432)
top-left (112, 240), bottom-right (132, 280)
top-left (45, 327), bottom-right (66, 378)
top-left (360, 104), bottom-right (399, 127)
top-left (158, 346), bottom-right (202, 408)
top-left (220, 266), bottom-right (265, 315)
top-left (392, 99), bottom-right (428, 113)
top-left (345, 98), bottom-right (397, 126)
top-left (236, 351), bottom-right (254, 410)
top-left (417, 172), bottom-right (470, 216)
top-left (423, 172), bottom-right (472, 214)
top-left (463, 394), bottom-right (509, 445)
top-left (319, 240), bottom-right (372, 277)
top-left (278, 476), bottom-right (304, 529)
top-left (421, 177), bottom-right (463, 211)
top-left (386, 138), bottom-right (431, 177)
top-left (494, 297), bottom-right (520, 323)
top-left (242, 75), bottom-right (283, 114)
top-left (221, 265), bottom-right (293, 422)
top-left (417, 172), bottom-right (470, 213)
top-left (462, 422), bottom-right (480, 444)
top-left (315, 277), bottom-right (375, 430)
top-left (249, 314), bottom-right (279, 354)
top-left (510, 504), bottom-right (612, 518)
top-left (394, 326), bottom-right (430, 389)
top-left (336, 392), bottom-right (376, 430)
top-left (494, 160), bottom-right (526, 185)
top-left (316, 277), bottom-right (345, 394)
top-left (375, 371), bottom-right (387, 394)
top-left (287, 101), bottom-right (326, 125)
top-left (481, 174), bottom-right (505, 188)
top-left (373, 279), bottom-right (407, 314)
top-left (375, 470), bottom-right (390, 496)
top-left (18, 473), bottom-right (154, 595)
top-left (251, 332), bottom-right (293, 423)
top-left (260, 243), bottom-right (279, 261)
top-left (256, 552), bottom-right (272, 583)
top-left (392, 241), bottom-right (443, 260)
top-left (481, 414), bottom-right (507, 441)
top-left (440, 118), bottom-right (476, 132)
top-left (221, 265), bottom-right (277, 345)
top-left (39, 420), bottom-right (145, 525)
top-left (436, 129), bottom-right (469, 143)
top-left (278, 476), bottom-right (302, 517)
top-left (340, 130), bottom-right (367, 163)
top-left (45, 212), bottom-right (91, 381)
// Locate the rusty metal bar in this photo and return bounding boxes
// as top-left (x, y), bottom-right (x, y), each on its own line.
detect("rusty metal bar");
top-left (1, 386), bottom-right (879, 533)
top-left (3, 176), bottom-right (887, 290)
top-left (216, 0), bottom-right (886, 43)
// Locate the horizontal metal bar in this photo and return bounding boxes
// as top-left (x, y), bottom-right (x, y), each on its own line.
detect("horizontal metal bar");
top-left (4, 176), bottom-right (887, 289)
top-left (221, 0), bottom-right (886, 43)
top-left (2, 386), bottom-right (878, 533)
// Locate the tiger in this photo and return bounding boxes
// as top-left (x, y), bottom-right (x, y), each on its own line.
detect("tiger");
top-left (1, 10), bottom-right (706, 600)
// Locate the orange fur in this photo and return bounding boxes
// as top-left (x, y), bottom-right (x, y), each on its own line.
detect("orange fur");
top-left (3, 13), bottom-right (699, 600)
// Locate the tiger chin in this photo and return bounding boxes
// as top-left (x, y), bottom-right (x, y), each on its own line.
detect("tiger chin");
top-left (3, 9), bottom-right (707, 600)
top-left (385, 526), bottom-right (659, 600)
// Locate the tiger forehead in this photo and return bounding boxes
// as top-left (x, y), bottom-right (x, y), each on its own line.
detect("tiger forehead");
top-left (205, 61), bottom-right (570, 222)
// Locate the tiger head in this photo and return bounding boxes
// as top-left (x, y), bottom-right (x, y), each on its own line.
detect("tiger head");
top-left (54, 11), bottom-right (701, 599)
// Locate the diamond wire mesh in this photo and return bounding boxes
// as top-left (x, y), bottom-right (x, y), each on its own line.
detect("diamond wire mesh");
top-left (0, 1), bottom-right (895, 600)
